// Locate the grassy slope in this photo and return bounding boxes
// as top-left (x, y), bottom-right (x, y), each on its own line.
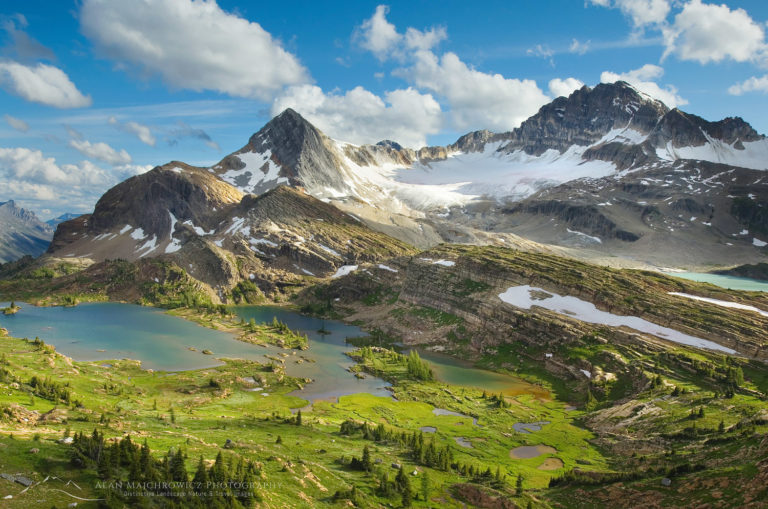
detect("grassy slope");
top-left (296, 245), bottom-right (768, 506)
top-left (0, 326), bottom-right (607, 508)
top-left (1, 243), bottom-right (767, 507)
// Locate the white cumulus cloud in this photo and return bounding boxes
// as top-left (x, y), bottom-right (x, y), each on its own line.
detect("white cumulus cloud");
top-left (69, 139), bottom-right (132, 165)
top-left (662, 0), bottom-right (766, 64)
top-left (79, 0), bottom-right (309, 100)
top-left (548, 78), bottom-right (585, 98)
top-left (0, 62), bottom-right (91, 108)
top-left (355, 5), bottom-right (402, 60)
top-left (0, 147), bottom-right (69, 184)
top-left (588, 0), bottom-right (670, 28)
top-left (356, 6), bottom-right (549, 133)
top-left (396, 50), bottom-right (549, 132)
top-left (728, 75), bottom-right (768, 95)
top-left (0, 146), bottom-right (151, 215)
top-left (272, 84), bottom-right (442, 148)
top-left (3, 114), bottom-right (29, 132)
top-left (109, 116), bottom-right (156, 146)
top-left (354, 5), bottom-right (446, 60)
top-left (600, 64), bottom-right (686, 108)
top-left (404, 26), bottom-right (447, 52)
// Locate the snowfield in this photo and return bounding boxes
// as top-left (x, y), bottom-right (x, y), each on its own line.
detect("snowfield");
top-left (498, 285), bottom-right (736, 354)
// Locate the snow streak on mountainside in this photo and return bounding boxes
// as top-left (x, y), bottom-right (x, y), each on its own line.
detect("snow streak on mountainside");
top-left (45, 80), bottom-right (767, 276)
top-left (209, 82), bottom-right (766, 216)
top-left (656, 138), bottom-right (768, 170)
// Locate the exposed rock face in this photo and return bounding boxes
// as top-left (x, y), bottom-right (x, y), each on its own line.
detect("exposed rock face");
top-left (0, 200), bottom-right (54, 263)
top-left (502, 200), bottom-right (640, 242)
top-left (89, 161), bottom-right (243, 236)
top-left (449, 129), bottom-right (509, 153)
top-left (499, 82), bottom-right (668, 156)
top-left (647, 108), bottom-right (763, 149)
top-left (215, 108), bottom-right (352, 195)
top-left (45, 160), bottom-right (415, 298)
top-left (41, 80), bottom-right (768, 284)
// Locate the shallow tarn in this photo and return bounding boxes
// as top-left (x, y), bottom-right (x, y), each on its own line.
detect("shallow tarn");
top-left (510, 445), bottom-right (557, 459)
top-left (512, 421), bottom-right (550, 433)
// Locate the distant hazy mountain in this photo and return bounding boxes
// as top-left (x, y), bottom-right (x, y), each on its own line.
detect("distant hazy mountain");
top-left (0, 200), bottom-right (54, 263)
top-left (46, 213), bottom-right (81, 227)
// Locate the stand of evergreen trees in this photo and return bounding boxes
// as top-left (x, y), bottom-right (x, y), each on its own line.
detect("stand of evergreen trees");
top-left (69, 429), bottom-right (261, 508)
top-left (28, 375), bottom-right (72, 404)
top-left (340, 419), bottom-right (506, 496)
top-left (357, 347), bottom-right (434, 381)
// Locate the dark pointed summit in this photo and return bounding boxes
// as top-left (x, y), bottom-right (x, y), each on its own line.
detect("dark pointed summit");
top-left (214, 108), bottom-right (350, 195)
top-left (248, 107), bottom-right (325, 154)
top-left (499, 81), bottom-right (670, 156)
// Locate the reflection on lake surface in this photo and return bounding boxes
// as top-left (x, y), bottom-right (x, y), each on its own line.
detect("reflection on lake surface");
top-left (229, 306), bottom-right (392, 401)
top-left (417, 349), bottom-right (550, 398)
top-left (0, 302), bottom-right (548, 403)
top-left (0, 302), bottom-right (237, 370)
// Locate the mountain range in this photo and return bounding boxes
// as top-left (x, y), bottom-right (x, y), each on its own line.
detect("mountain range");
top-left (0, 200), bottom-right (54, 263)
top-left (46, 213), bottom-right (81, 227)
top-left (31, 81), bottom-right (767, 296)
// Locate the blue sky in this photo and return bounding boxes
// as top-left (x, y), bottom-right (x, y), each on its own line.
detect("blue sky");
top-left (1, 0), bottom-right (768, 218)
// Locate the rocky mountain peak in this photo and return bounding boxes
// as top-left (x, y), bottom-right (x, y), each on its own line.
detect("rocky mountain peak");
top-left (376, 139), bottom-right (403, 151)
top-left (79, 162), bottom-right (243, 244)
top-left (247, 107), bottom-right (321, 150)
top-left (0, 200), bottom-right (52, 226)
top-left (498, 81), bottom-right (669, 156)
top-left (212, 108), bottom-right (352, 196)
top-left (450, 129), bottom-right (508, 153)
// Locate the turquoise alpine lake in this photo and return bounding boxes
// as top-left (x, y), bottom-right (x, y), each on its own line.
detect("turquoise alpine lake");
top-left (0, 302), bottom-right (391, 401)
top-left (0, 302), bottom-right (542, 402)
top-left (670, 272), bottom-right (768, 292)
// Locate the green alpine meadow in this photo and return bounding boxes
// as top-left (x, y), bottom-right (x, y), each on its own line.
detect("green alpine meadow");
top-left (2, 1), bottom-right (768, 508)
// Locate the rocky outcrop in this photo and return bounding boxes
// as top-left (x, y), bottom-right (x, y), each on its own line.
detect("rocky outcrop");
top-left (44, 162), bottom-right (415, 299)
top-left (88, 162), bottom-right (243, 237)
top-left (582, 142), bottom-right (652, 170)
top-left (714, 262), bottom-right (768, 281)
top-left (449, 129), bottom-right (511, 153)
top-left (647, 109), bottom-right (763, 149)
top-left (502, 200), bottom-right (640, 241)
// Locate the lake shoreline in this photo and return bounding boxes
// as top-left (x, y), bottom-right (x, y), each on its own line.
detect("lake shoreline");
top-left (0, 298), bottom-right (548, 401)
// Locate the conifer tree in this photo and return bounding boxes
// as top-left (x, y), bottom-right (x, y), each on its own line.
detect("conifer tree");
top-left (193, 455), bottom-right (209, 486)
top-left (170, 449), bottom-right (187, 482)
top-left (420, 470), bottom-right (430, 502)
top-left (365, 445), bottom-right (375, 471)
